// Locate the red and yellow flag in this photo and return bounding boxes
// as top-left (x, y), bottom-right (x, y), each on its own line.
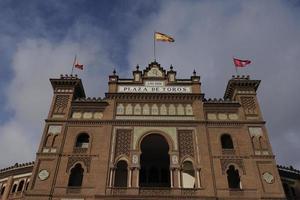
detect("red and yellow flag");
top-left (155, 32), bottom-right (175, 42)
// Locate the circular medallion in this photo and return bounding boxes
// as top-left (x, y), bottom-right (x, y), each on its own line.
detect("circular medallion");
top-left (38, 169), bottom-right (49, 181)
top-left (262, 172), bottom-right (274, 184)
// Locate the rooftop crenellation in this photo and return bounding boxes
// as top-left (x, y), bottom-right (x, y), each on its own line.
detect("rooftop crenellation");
top-left (60, 74), bottom-right (79, 79)
top-left (231, 75), bottom-right (250, 80)
top-left (0, 161), bottom-right (35, 173)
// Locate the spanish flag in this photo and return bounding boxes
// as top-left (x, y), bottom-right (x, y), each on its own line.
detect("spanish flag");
top-left (155, 32), bottom-right (175, 42)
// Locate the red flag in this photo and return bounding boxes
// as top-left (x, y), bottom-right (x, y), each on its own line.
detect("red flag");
top-left (73, 55), bottom-right (84, 70)
top-left (233, 58), bottom-right (251, 67)
top-left (75, 62), bottom-right (83, 70)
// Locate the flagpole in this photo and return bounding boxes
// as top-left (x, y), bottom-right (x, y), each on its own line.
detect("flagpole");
top-left (154, 31), bottom-right (156, 61)
top-left (71, 55), bottom-right (77, 75)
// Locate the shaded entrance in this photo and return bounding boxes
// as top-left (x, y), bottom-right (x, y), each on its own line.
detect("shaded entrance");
top-left (139, 134), bottom-right (170, 187)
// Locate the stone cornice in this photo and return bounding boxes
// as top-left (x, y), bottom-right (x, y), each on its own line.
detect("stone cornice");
top-left (72, 97), bottom-right (109, 109)
top-left (45, 119), bottom-right (266, 126)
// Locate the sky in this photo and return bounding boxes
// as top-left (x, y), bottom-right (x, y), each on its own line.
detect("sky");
top-left (0, 0), bottom-right (300, 169)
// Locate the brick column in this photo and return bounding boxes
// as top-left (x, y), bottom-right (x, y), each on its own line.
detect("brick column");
top-left (131, 167), bottom-right (140, 187)
top-left (195, 168), bottom-right (201, 188)
top-left (172, 168), bottom-right (180, 188)
top-left (2, 176), bottom-right (13, 200)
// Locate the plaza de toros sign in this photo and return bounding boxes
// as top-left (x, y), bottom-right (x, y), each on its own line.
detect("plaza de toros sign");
top-left (117, 81), bottom-right (192, 93)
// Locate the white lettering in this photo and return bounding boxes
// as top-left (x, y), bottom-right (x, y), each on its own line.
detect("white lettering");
top-left (118, 86), bottom-right (191, 93)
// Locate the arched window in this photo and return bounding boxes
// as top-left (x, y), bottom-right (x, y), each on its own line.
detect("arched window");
top-left (221, 134), bottom-right (234, 149)
top-left (151, 104), bottom-right (159, 115)
top-left (125, 104), bottom-right (133, 115)
top-left (226, 165), bottom-right (241, 189)
top-left (160, 104), bottom-right (167, 115)
top-left (114, 160), bottom-right (128, 187)
top-left (283, 183), bottom-right (291, 197)
top-left (75, 133), bottom-right (90, 148)
top-left (185, 104), bottom-right (193, 115)
top-left (182, 161), bottom-right (195, 188)
top-left (177, 104), bottom-right (185, 115)
top-left (17, 180), bottom-right (24, 192)
top-left (169, 104), bottom-right (176, 115)
top-left (25, 181), bottom-right (30, 190)
top-left (143, 104), bottom-right (150, 115)
top-left (45, 135), bottom-right (53, 147)
top-left (1, 186), bottom-right (5, 195)
top-left (116, 104), bottom-right (124, 115)
top-left (52, 135), bottom-right (59, 147)
top-left (134, 104), bottom-right (141, 115)
top-left (11, 184), bottom-right (17, 193)
top-left (68, 163), bottom-right (84, 187)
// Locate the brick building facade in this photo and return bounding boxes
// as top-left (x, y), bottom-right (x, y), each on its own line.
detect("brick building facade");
top-left (1, 61), bottom-right (287, 199)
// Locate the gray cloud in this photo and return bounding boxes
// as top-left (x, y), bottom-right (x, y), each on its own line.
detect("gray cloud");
top-left (0, 22), bottom-right (115, 168)
top-left (128, 0), bottom-right (300, 168)
top-left (0, 0), bottom-right (299, 170)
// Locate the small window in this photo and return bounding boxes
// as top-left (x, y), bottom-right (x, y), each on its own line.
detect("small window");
top-left (25, 182), bottom-right (30, 190)
top-left (291, 187), bottom-right (296, 197)
top-left (17, 180), bottom-right (24, 192)
top-left (75, 133), bottom-right (90, 148)
top-left (182, 161), bottom-right (195, 188)
top-left (1, 186), bottom-right (6, 195)
top-left (221, 134), bottom-right (234, 149)
top-left (283, 183), bottom-right (290, 197)
top-left (11, 184), bottom-right (17, 193)
top-left (68, 163), bottom-right (84, 187)
top-left (226, 165), bottom-right (241, 189)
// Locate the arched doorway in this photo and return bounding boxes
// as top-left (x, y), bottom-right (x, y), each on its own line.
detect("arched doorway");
top-left (139, 134), bottom-right (170, 187)
top-left (114, 160), bottom-right (128, 187)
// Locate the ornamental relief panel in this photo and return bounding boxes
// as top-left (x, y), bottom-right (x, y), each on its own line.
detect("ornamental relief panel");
top-left (249, 127), bottom-right (269, 155)
top-left (115, 129), bottom-right (132, 159)
top-left (66, 156), bottom-right (91, 173)
top-left (220, 159), bottom-right (245, 175)
top-left (133, 127), bottom-right (178, 150)
top-left (241, 96), bottom-right (257, 115)
top-left (116, 103), bottom-right (193, 116)
top-left (206, 112), bottom-right (239, 121)
top-left (71, 111), bottom-right (103, 120)
top-left (178, 130), bottom-right (195, 159)
top-left (52, 95), bottom-right (69, 117)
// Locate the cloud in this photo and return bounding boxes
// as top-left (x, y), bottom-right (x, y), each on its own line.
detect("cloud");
top-left (0, 22), bottom-right (115, 168)
top-left (128, 0), bottom-right (300, 168)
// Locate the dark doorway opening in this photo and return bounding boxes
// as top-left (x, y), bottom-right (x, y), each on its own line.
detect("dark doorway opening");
top-left (114, 160), bottom-right (128, 187)
top-left (139, 134), bottom-right (170, 187)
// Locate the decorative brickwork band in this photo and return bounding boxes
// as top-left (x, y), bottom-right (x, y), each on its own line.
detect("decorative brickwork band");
top-left (115, 129), bottom-right (132, 159)
top-left (178, 130), bottom-right (194, 159)
top-left (221, 158), bottom-right (245, 175)
top-left (241, 97), bottom-right (257, 115)
top-left (53, 95), bottom-right (70, 114)
top-left (67, 156), bottom-right (91, 173)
